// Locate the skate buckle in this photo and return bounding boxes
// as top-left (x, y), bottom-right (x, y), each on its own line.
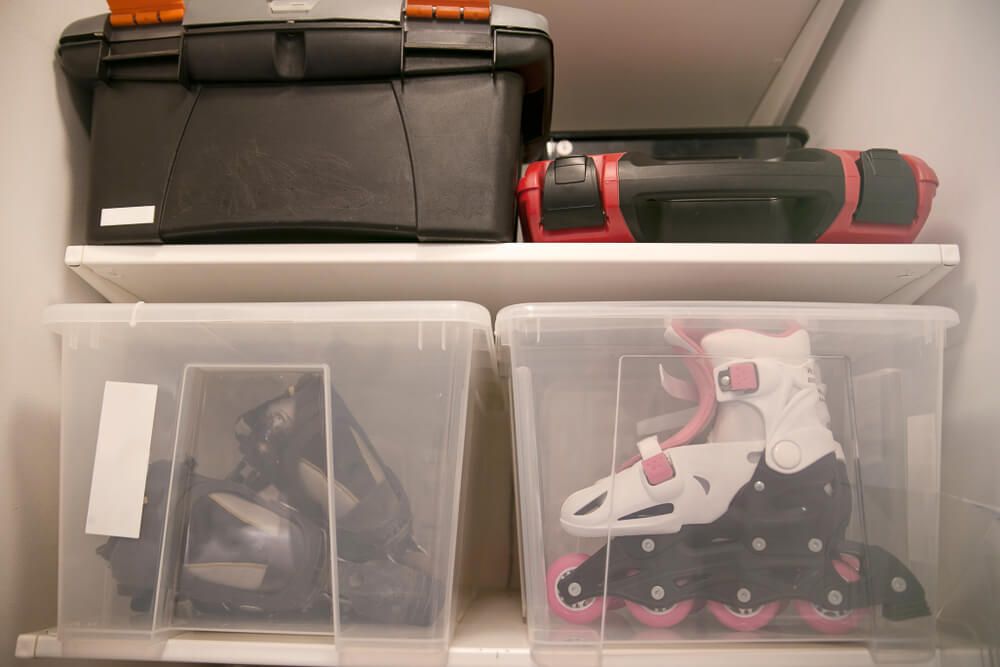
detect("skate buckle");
top-left (637, 435), bottom-right (675, 485)
top-left (719, 362), bottom-right (759, 393)
top-left (642, 454), bottom-right (674, 486)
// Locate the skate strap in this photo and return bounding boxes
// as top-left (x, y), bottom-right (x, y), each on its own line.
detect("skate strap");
top-left (637, 435), bottom-right (674, 485)
top-left (660, 324), bottom-right (717, 449)
top-left (635, 406), bottom-right (698, 438)
top-left (619, 323), bottom-right (718, 475)
top-left (658, 365), bottom-right (698, 402)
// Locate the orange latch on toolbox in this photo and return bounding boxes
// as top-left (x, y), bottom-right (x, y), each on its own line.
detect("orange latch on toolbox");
top-left (405, 0), bottom-right (491, 21)
top-left (108, 0), bottom-right (185, 27)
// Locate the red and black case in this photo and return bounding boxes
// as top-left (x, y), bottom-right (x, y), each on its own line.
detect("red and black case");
top-left (518, 148), bottom-right (937, 243)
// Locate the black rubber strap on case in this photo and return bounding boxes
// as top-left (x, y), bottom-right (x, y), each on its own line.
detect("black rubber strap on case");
top-left (853, 149), bottom-right (918, 225)
top-left (540, 156), bottom-right (606, 230)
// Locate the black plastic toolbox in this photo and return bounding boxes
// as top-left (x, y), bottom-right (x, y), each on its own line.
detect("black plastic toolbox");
top-left (59, 0), bottom-right (553, 243)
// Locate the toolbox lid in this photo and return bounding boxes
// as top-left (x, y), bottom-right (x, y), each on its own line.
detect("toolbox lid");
top-left (59, 0), bottom-right (552, 157)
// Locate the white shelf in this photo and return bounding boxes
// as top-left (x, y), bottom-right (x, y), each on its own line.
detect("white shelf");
top-left (64, 243), bottom-right (960, 310)
top-left (16, 592), bottom-right (984, 666)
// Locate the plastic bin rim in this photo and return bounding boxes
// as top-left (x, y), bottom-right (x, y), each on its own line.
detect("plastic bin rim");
top-left (495, 301), bottom-right (959, 338)
top-left (46, 301), bottom-right (492, 330)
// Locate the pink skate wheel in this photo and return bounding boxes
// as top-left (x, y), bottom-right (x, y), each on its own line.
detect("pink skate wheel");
top-left (840, 553), bottom-right (861, 572)
top-left (547, 553), bottom-right (605, 625)
top-left (625, 598), bottom-right (695, 629)
top-left (795, 557), bottom-right (868, 635)
top-left (707, 600), bottom-right (781, 632)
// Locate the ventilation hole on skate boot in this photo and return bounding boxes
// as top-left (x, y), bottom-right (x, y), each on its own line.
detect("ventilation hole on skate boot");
top-left (574, 492), bottom-right (607, 516)
top-left (693, 476), bottom-right (710, 494)
top-left (619, 503), bottom-right (674, 520)
top-left (747, 452), bottom-right (761, 465)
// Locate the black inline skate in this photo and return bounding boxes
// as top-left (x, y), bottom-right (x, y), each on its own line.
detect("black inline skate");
top-left (98, 373), bottom-right (440, 627)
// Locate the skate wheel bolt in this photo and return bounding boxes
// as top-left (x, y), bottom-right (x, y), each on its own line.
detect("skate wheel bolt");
top-left (827, 590), bottom-right (844, 606)
top-left (651, 585), bottom-right (665, 601)
top-left (737, 587), bottom-right (752, 603)
top-left (808, 538), bottom-right (823, 552)
top-left (752, 537), bottom-right (767, 552)
top-left (720, 375), bottom-right (731, 388)
top-left (753, 481), bottom-right (765, 492)
top-left (891, 577), bottom-right (908, 593)
top-left (568, 582), bottom-right (582, 597)
top-left (641, 538), bottom-right (656, 553)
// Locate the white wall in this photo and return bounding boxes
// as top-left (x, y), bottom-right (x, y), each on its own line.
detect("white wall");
top-left (790, 0), bottom-right (1000, 645)
top-left (0, 2), bottom-right (190, 665)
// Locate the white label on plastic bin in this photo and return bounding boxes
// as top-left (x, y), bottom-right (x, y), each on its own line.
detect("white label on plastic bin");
top-left (100, 205), bottom-right (155, 227)
top-left (85, 381), bottom-right (159, 538)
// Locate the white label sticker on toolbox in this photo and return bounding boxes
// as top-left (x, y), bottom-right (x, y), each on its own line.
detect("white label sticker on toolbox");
top-left (85, 381), bottom-right (158, 538)
top-left (100, 205), bottom-right (155, 227)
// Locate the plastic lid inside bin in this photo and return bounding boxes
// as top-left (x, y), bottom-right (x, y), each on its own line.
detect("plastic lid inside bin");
top-left (46, 301), bottom-right (492, 330)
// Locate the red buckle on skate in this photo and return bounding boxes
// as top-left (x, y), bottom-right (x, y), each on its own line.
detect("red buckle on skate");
top-left (719, 362), bottom-right (759, 393)
top-left (642, 454), bottom-right (674, 486)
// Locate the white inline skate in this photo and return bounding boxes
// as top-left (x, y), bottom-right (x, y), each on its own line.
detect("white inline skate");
top-left (547, 324), bottom-right (928, 633)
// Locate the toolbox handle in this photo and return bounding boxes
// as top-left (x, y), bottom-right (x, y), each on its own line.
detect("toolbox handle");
top-left (615, 148), bottom-right (922, 242)
top-left (618, 149), bottom-right (845, 214)
top-left (614, 149), bottom-right (850, 242)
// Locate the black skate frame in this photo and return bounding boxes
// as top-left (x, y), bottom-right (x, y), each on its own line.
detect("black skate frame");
top-left (557, 454), bottom-right (929, 621)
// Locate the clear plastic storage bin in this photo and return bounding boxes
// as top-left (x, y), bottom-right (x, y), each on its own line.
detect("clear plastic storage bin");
top-left (497, 302), bottom-right (957, 665)
top-left (47, 301), bottom-right (497, 665)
